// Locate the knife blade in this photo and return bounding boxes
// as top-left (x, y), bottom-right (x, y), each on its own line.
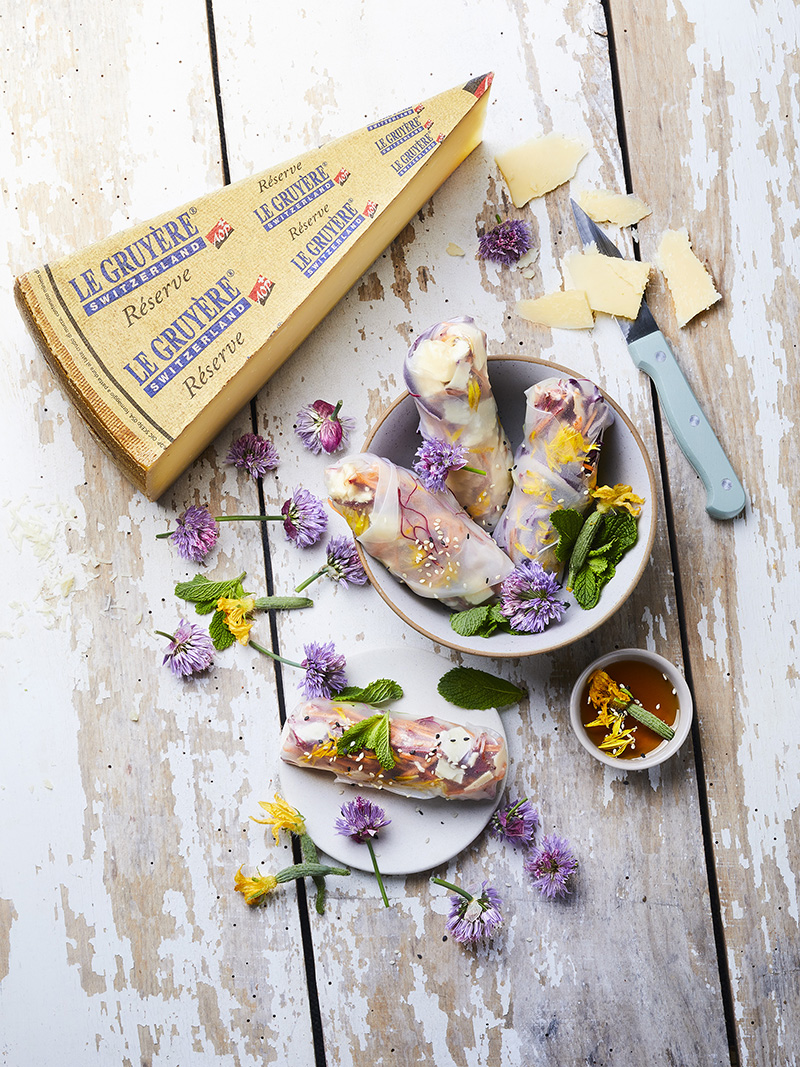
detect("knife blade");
top-left (570, 199), bottom-right (746, 520)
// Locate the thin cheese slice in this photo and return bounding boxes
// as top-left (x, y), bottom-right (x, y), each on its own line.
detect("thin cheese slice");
top-left (516, 290), bottom-right (594, 329)
top-left (495, 134), bottom-right (588, 208)
top-left (15, 74), bottom-right (493, 500)
top-left (578, 188), bottom-right (651, 227)
top-left (656, 227), bottom-right (721, 327)
top-left (565, 246), bottom-right (651, 319)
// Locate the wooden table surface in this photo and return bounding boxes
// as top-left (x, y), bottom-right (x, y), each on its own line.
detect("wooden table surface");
top-left (2, 2), bottom-right (798, 1065)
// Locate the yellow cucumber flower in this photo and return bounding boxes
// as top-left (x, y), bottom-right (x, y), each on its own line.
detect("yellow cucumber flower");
top-left (217, 595), bottom-right (257, 645)
top-left (234, 866), bottom-right (278, 906)
top-left (591, 483), bottom-right (644, 516)
top-left (251, 793), bottom-right (307, 845)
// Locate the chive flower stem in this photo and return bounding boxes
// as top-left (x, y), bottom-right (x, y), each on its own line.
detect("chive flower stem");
top-left (430, 876), bottom-right (474, 902)
top-left (294, 568), bottom-right (326, 593)
top-left (249, 639), bottom-right (302, 670)
top-left (368, 841), bottom-right (390, 908)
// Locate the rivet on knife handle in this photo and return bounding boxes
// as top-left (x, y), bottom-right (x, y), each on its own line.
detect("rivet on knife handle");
top-left (627, 331), bottom-right (746, 520)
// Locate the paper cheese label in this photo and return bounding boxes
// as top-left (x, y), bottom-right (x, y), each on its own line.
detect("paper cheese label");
top-left (16, 73), bottom-right (493, 498)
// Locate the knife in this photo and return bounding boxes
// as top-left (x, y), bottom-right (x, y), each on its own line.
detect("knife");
top-left (570, 199), bottom-right (746, 520)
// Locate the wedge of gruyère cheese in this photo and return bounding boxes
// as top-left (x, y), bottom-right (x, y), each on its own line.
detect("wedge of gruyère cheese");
top-left (577, 188), bottom-right (651, 227)
top-left (656, 227), bottom-right (721, 327)
top-left (565, 246), bottom-right (652, 319)
top-left (495, 134), bottom-right (587, 208)
top-left (15, 75), bottom-right (493, 500)
top-left (516, 290), bottom-right (594, 329)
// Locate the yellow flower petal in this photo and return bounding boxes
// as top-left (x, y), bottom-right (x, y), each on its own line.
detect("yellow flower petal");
top-left (591, 483), bottom-right (644, 516)
top-left (544, 425), bottom-right (589, 470)
top-left (251, 793), bottom-right (307, 845)
top-left (217, 595), bottom-right (256, 645)
top-left (234, 866), bottom-right (278, 906)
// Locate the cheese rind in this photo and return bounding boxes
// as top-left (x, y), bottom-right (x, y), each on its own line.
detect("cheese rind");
top-left (15, 75), bottom-right (493, 499)
top-left (578, 188), bottom-right (651, 227)
top-left (495, 134), bottom-right (588, 208)
top-left (516, 290), bottom-right (594, 329)
top-left (656, 227), bottom-right (721, 327)
top-left (565, 246), bottom-right (651, 319)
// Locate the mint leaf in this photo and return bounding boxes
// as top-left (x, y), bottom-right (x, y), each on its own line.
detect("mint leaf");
top-left (572, 567), bottom-right (600, 610)
top-left (336, 711), bottom-right (396, 769)
top-left (603, 511), bottom-right (638, 563)
top-left (450, 605), bottom-right (493, 637)
top-left (588, 556), bottom-right (611, 576)
top-left (550, 508), bottom-right (585, 564)
top-left (209, 609), bottom-right (236, 651)
top-left (334, 678), bottom-right (403, 706)
top-left (437, 666), bottom-right (525, 710)
top-left (176, 572), bottom-right (246, 609)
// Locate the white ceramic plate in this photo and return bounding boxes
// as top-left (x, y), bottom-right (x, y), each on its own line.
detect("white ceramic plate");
top-left (279, 647), bottom-right (508, 875)
top-left (361, 355), bottom-right (658, 657)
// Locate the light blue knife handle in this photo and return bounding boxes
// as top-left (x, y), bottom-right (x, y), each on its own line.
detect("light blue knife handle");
top-left (627, 331), bottom-right (746, 520)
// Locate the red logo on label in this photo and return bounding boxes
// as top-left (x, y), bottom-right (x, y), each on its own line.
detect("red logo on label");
top-left (334, 168), bottom-right (350, 185)
top-left (435, 133), bottom-right (445, 144)
top-left (363, 200), bottom-right (378, 218)
top-left (206, 218), bottom-right (234, 248)
top-left (413, 104), bottom-right (425, 113)
top-left (249, 275), bottom-right (275, 305)
top-left (424, 119), bottom-right (433, 130)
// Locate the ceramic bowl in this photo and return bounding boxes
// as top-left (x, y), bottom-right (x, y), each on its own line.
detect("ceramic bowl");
top-left (569, 648), bottom-right (693, 769)
top-left (362, 354), bottom-right (657, 657)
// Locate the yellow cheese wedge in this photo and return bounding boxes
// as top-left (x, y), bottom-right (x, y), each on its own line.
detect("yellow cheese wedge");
top-left (578, 188), bottom-right (651, 227)
top-left (15, 74), bottom-right (493, 499)
top-left (656, 227), bottom-right (721, 327)
top-left (565, 246), bottom-right (651, 319)
top-left (494, 134), bottom-right (588, 208)
top-left (516, 290), bottom-right (594, 329)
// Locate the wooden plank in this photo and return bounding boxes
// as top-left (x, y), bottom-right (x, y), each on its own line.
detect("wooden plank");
top-left (608, 1), bottom-right (800, 1064)
top-left (214, 1), bottom-right (730, 1063)
top-left (0, 2), bottom-right (315, 1063)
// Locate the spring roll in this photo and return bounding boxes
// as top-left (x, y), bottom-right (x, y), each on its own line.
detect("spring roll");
top-left (281, 699), bottom-right (507, 801)
top-left (404, 317), bottom-right (513, 531)
top-left (493, 377), bottom-right (615, 569)
top-left (325, 452), bottom-right (514, 611)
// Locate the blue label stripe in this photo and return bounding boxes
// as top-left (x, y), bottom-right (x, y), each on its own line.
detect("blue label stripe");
top-left (301, 215), bottom-right (365, 278)
top-left (259, 179), bottom-right (335, 233)
top-left (376, 124), bottom-right (424, 155)
top-left (143, 297), bottom-right (251, 398)
top-left (367, 107), bottom-right (414, 131)
top-left (393, 138), bottom-right (437, 176)
top-left (82, 236), bottom-right (207, 316)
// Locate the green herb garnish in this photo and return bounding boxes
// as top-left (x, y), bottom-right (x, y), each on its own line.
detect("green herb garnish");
top-left (437, 666), bottom-right (525, 710)
top-left (336, 711), bottom-right (396, 769)
top-left (334, 678), bottom-right (403, 706)
top-left (551, 507), bottom-right (639, 610)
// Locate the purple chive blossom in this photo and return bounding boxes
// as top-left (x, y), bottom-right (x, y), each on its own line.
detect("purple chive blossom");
top-left (281, 487), bottom-right (329, 548)
top-left (445, 882), bottom-right (504, 945)
top-left (525, 833), bottom-right (578, 900)
top-left (324, 535), bottom-right (368, 586)
top-left (226, 433), bottom-right (280, 479)
top-left (294, 400), bottom-right (355, 455)
top-left (336, 795), bottom-right (391, 907)
top-left (500, 559), bottom-right (567, 634)
top-left (490, 798), bottom-right (540, 848)
top-left (335, 795), bottom-right (391, 843)
top-left (300, 641), bottom-right (348, 699)
top-left (414, 438), bottom-right (469, 493)
top-left (478, 219), bottom-right (532, 266)
top-left (169, 505), bottom-right (220, 563)
top-left (161, 620), bottom-right (215, 677)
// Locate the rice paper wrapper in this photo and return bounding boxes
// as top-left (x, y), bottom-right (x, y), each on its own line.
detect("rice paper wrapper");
top-left (281, 699), bottom-right (508, 801)
top-left (404, 317), bottom-right (513, 531)
top-left (494, 377), bottom-right (615, 569)
top-left (325, 452), bottom-right (514, 611)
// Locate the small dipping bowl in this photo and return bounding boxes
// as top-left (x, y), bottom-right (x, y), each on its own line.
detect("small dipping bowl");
top-left (570, 648), bottom-right (693, 770)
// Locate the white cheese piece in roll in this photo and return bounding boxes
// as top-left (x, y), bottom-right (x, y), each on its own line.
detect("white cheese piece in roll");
top-left (324, 452), bottom-right (514, 611)
top-left (280, 699), bottom-right (507, 801)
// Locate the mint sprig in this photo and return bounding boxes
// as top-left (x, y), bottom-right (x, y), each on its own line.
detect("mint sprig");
top-left (551, 507), bottom-right (639, 610)
top-left (437, 666), bottom-right (525, 710)
top-left (336, 711), bottom-right (396, 769)
top-left (334, 678), bottom-right (403, 706)
top-left (175, 572), bottom-right (247, 614)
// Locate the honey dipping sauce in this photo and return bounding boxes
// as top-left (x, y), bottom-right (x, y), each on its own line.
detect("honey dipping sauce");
top-left (580, 658), bottom-right (679, 760)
